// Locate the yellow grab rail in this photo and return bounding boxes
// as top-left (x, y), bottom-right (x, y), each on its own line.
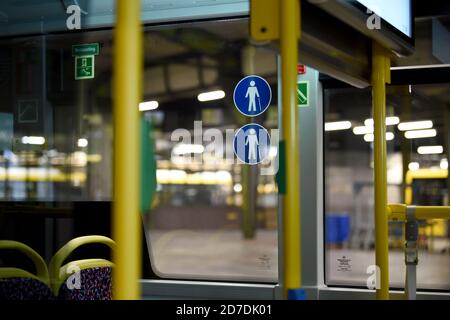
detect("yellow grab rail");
top-left (388, 204), bottom-right (450, 221)
top-left (372, 42), bottom-right (391, 300)
top-left (404, 169), bottom-right (448, 205)
top-left (280, 0), bottom-right (302, 297)
top-left (388, 203), bottom-right (450, 300)
top-left (113, 0), bottom-right (143, 300)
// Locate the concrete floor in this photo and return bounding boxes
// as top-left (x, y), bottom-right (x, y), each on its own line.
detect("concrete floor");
top-left (146, 230), bottom-right (450, 290)
top-left (147, 229), bottom-right (278, 282)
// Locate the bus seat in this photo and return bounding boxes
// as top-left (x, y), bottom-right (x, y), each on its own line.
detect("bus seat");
top-left (0, 240), bottom-right (52, 300)
top-left (49, 236), bottom-right (116, 300)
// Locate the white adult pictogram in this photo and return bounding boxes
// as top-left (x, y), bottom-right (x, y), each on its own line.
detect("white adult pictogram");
top-left (245, 81), bottom-right (260, 112)
top-left (245, 128), bottom-right (260, 161)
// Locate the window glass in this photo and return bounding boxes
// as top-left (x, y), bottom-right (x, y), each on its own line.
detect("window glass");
top-left (0, 19), bottom-right (279, 282)
top-left (324, 83), bottom-right (450, 290)
top-left (0, 30), bottom-right (118, 266)
top-left (143, 21), bottom-right (279, 282)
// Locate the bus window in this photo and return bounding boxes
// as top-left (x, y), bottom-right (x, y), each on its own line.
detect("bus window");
top-left (142, 20), bottom-right (279, 282)
top-left (0, 19), bottom-right (279, 283)
top-left (324, 14), bottom-right (450, 292)
top-left (324, 83), bottom-right (450, 290)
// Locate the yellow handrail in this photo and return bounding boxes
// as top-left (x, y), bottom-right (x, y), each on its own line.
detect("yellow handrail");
top-left (372, 42), bottom-right (391, 300)
top-left (388, 204), bottom-right (450, 221)
top-left (404, 169), bottom-right (448, 205)
top-left (280, 0), bottom-right (301, 297)
top-left (113, 0), bottom-right (143, 300)
top-left (388, 203), bottom-right (450, 300)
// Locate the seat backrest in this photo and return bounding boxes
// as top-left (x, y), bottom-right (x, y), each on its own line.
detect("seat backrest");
top-left (0, 240), bottom-right (52, 300)
top-left (49, 235), bottom-right (115, 300)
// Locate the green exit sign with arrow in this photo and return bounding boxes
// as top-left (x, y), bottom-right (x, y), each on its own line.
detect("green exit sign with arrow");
top-left (297, 81), bottom-right (310, 108)
top-left (72, 43), bottom-right (100, 80)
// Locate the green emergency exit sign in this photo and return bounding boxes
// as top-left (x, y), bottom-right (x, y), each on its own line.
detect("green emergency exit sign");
top-left (72, 43), bottom-right (99, 56)
top-left (297, 81), bottom-right (310, 107)
top-left (75, 56), bottom-right (95, 80)
top-left (72, 43), bottom-right (99, 80)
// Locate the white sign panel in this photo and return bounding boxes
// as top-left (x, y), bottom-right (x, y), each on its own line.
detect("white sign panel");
top-left (357, 0), bottom-right (412, 37)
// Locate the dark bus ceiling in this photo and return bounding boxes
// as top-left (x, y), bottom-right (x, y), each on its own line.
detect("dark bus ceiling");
top-left (0, 0), bottom-right (448, 88)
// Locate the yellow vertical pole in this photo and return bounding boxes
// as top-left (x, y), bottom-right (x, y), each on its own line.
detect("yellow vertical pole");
top-left (280, 0), bottom-right (301, 297)
top-left (113, 0), bottom-right (143, 300)
top-left (372, 42), bottom-right (391, 300)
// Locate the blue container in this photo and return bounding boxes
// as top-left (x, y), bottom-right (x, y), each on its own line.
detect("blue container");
top-left (326, 214), bottom-right (351, 245)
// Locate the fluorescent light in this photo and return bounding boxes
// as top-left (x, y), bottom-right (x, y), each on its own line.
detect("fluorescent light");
top-left (387, 117), bottom-right (401, 126)
top-left (391, 64), bottom-right (450, 70)
top-left (77, 138), bottom-right (88, 148)
top-left (325, 121), bottom-right (352, 132)
top-left (197, 90), bottom-right (225, 102)
top-left (364, 117), bottom-right (400, 127)
top-left (156, 169), bottom-right (187, 184)
top-left (21, 136), bottom-right (45, 145)
top-left (173, 144), bottom-right (205, 155)
top-left (363, 134), bottom-right (373, 142)
top-left (353, 126), bottom-right (373, 135)
top-left (216, 170), bottom-right (232, 182)
top-left (408, 162), bottom-right (420, 171)
top-left (417, 145), bottom-right (443, 155)
top-left (139, 100), bottom-right (159, 111)
top-left (386, 132), bottom-right (395, 141)
top-left (398, 120), bottom-right (433, 131)
top-left (355, 117), bottom-right (400, 135)
top-left (363, 132), bottom-right (395, 142)
top-left (404, 129), bottom-right (437, 139)
top-left (440, 159), bottom-right (448, 170)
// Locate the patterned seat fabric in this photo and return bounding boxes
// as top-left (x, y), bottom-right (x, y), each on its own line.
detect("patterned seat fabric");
top-left (58, 267), bottom-right (112, 300)
top-left (0, 278), bottom-right (53, 300)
